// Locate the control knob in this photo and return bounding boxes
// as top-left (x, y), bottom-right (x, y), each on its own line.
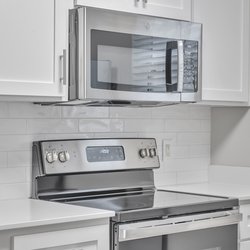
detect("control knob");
top-left (149, 148), bottom-right (157, 158)
top-left (58, 151), bottom-right (70, 163)
top-left (46, 151), bottom-right (58, 164)
top-left (139, 148), bottom-right (148, 158)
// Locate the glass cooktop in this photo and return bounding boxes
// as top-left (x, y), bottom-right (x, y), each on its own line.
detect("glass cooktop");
top-left (65, 189), bottom-right (238, 222)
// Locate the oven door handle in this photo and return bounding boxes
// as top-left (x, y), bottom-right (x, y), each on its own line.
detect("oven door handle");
top-left (118, 211), bottom-right (242, 242)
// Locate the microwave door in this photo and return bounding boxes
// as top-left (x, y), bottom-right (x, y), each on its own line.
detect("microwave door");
top-left (86, 28), bottom-right (181, 103)
top-left (165, 41), bottom-right (184, 94)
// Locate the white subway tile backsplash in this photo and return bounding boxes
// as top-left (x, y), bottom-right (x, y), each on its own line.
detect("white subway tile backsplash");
top-left (62, 106), bottom-right (109, 118)
top-left (0, 183), bottom-right (30, 200)
top-left (177, 132), bottom-right (210, 145)
top-left (168, 145), bottom-right (189, 159)
top-left (0, 103), bottom-right (9, 117)
top-left (0, 135), bottom-right (36, 151)
top-left (137, 132), bottom-right (177, 146)
top-left (25, 167), bottom-right (32, 183)
top-left (200, 120), bottom-right (211, 132)
top-left (188, 145), bottom-right (210, 158)
top-left (151, 105), bottom-right (190, 119)
top-left (9, 103), bottom-right (61, 118)
top-left (0, 167), bottom-right (26, 184)
top-left (187, 106), bottom-right (211, 120)
top-left (110, 107), bottom-right (151, 119)
top-left (41, 133), bottom-right (95, 140)
top-left (124, 119), bottom-right (165, 132)
top-left (93, 132), bottom-right (137, 138)
top-left (0, 119), bottom-right (27, 134)
top-left (0, 102), bottom-right (211, 200)
top-left (79, 119), bottom-right (124, 133)
top-left (7, 151), bottom-right (31, 167)
top-left (162, 158), bottom-right (210, 171)
top-left (0, 152), bottom-right (7, 168)
top-left (27, 119), bottom-right (79, 134)
top-left (154, 171), bottom-right (177, 187)
top-left (165, 120), bottom-right (201, 132)
top-left (177, 170), bottom-right (209, 184)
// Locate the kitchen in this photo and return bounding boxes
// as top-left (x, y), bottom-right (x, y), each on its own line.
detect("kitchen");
top-left (0, 0), bottom-right (249, 249)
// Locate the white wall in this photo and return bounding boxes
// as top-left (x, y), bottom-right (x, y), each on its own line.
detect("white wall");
top-left (0, 102), bottom-right (210, 200)
top-left (211, 107), bottom-right (250, 167)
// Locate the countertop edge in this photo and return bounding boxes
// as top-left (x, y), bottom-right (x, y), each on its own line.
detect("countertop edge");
top-left (0, 199), bottom-right (115, 231)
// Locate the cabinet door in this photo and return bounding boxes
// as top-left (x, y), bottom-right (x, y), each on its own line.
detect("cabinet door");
top-left (75, 0), bottom-right (192, 21)
top-left (240, 204), bottom-right (250, 240)
top-left (193, 0), bottom-right (249, 102)
top-left (13, 224), bottom-right (109, 250)
top-left (0, 0), bottom-right (73, 101)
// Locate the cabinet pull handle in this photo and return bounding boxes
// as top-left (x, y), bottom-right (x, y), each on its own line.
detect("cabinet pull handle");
top-left (60, 49), bottom-right (67, 85)
top-left (143, 0), bottom-right (148, 3)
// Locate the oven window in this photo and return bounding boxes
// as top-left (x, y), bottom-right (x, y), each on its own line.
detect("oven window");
top-left (91, 29), bottom-right (171, 93)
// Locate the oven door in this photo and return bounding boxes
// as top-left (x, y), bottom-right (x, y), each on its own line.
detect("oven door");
top-left (76, 7), bottom-right (201, 103)
top-left (113, 210), bottom-right (241, 250)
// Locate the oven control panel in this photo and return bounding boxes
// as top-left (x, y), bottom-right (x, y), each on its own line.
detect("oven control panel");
top-left (40, 138), bottom-right (159, 175)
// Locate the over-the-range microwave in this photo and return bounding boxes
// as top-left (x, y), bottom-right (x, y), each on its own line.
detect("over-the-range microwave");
top-left (66, 6), bottom-right (202, 107)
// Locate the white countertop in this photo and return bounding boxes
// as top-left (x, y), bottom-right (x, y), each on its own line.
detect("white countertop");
top-left (159, 182), bottom-right (250, 201)
top-left (0, 199), bottom-right (115, 231)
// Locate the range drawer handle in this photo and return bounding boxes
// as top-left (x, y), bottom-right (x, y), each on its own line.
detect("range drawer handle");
top-left (118, 212), bottom-right (242, 242)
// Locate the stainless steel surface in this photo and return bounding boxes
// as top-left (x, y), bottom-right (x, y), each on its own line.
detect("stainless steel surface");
top-left (117, 210), bottom-right (242, 241)
top-left (79, 7), bottom-right (181, 103)
top-left (39, 138), bottom-right (159, 175)
top-left (34, 170), bottom-right (154, 200)
top-left (32, 137), bottom-right (241, 250)
top-left (177, 41), bottom-right (184, 93)
top-left (64, 7), bottom-right (201, 107)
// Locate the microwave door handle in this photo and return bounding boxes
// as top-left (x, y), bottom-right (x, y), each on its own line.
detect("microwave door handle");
top-left (177, 40), bottom-right (184, 93)
top-left (165, 41), bottom-right (177, 92)
top-left (165, 41), bottom-right (184, 93)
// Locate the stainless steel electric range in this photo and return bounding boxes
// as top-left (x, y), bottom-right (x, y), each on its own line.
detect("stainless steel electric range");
top-left (32, 138), bottom-right (241, 250)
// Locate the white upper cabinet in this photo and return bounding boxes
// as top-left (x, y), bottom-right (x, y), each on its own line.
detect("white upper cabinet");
top-left (0, 0), bottom-right (73, 101)
top-left (75, 0), bottom-right (192, 21)
top-left (193, 0), bottom-right (249, 103)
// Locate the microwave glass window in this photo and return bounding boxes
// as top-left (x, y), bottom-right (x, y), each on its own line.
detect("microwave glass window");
top-left (91, 29), bottom-right (199, 94)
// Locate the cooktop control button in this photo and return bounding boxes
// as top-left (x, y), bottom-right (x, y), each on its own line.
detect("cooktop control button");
top-left (46, 151), bottom-right (58, 164)
top-left (149, 148), bottom-right (157, 158)
top-left (139, 148), bottom-right (148, 158)
top-left (58, 151), bottom-right (70, 163)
